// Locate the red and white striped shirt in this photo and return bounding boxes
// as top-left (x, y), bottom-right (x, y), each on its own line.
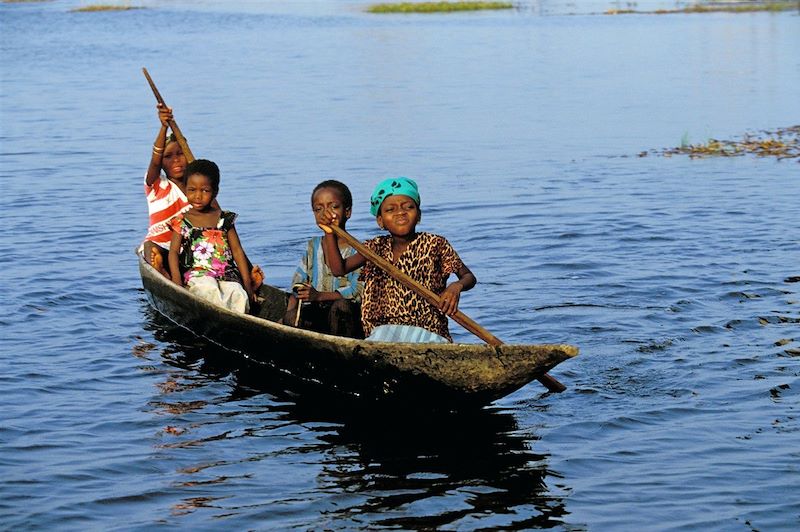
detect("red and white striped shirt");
top-left (144, 174), bottom-right (190, 249)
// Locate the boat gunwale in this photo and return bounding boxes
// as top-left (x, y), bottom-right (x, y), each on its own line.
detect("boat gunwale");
top-left (137, 253), bottom-right (579, 358)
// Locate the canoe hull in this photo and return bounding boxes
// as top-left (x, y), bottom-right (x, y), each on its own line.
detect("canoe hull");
top-left (139, 255), bottom-right (577, 406)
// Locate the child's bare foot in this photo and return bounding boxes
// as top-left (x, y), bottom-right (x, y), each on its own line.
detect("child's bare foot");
top-left (150, 247), bottom-right (169, 278)
top-left (251, 265), bottom-right (264, 291)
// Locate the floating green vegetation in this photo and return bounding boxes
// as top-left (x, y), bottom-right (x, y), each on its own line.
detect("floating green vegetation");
top-left (367, 1), bottom-right (514, 14)
top-left (71, 4), bottom-right (142, 12)
top-left (606, 2), bottom-right (798, 15)
top-left (645, 126), bottom-right (800, 160)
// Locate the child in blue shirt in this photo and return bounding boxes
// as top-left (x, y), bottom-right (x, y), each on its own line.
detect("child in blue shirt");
top-left (283, 180), bottom-right (363, 337)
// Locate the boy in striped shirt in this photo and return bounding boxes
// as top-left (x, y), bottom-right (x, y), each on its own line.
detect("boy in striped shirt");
top-left (283, 180), bottom-right (363, 338)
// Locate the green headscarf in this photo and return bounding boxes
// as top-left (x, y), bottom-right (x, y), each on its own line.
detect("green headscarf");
top-left (370, 177), bottom-right (420, 216)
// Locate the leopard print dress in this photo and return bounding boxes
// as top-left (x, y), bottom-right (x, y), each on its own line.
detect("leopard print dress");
top-left (360, 232), bottom-right (464, 341)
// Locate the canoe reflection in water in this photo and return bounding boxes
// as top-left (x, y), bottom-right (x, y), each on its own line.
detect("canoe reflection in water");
top-left (139, 254), bottom-right (577, 407)
top-left (138, 310), bottom-right (568, 528)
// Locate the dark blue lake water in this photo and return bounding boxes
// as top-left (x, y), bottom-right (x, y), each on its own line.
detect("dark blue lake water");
top-left (2, 1), bottom-right (798, 529)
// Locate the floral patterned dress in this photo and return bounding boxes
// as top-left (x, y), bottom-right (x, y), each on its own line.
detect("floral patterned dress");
top-left (172, 211), bottom-right (243, 285)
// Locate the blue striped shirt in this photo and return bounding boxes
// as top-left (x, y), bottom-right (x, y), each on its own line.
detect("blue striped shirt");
top-left (292, 236), bottom-right (363, 301)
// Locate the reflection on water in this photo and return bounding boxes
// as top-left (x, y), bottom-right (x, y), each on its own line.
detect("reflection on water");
top-left (141, 305), bottom-right (567, 528)
top-left (314, 414), bottom-right (563, 530)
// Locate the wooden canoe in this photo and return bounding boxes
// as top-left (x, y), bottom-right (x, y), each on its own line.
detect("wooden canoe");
top-left (138, 255), bottom-right (578, 407)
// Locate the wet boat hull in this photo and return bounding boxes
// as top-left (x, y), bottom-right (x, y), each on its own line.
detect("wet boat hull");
top-left (139, 255), bottom-right (578, 406)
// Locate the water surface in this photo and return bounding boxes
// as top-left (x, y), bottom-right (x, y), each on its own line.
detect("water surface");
top-left (1, 1), bottom-right (798, 529)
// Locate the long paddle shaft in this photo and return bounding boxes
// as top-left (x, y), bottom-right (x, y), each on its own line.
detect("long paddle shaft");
top-left (327, 225), bottom-right (566, 393)
top-left (142, 67), bottom-right (196, 163)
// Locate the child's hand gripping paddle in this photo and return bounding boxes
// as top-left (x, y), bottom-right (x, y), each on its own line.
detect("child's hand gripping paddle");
top-left (142, 67), bottom-right (195, 163)
top-left (320, 223), bottom-right (567, 393)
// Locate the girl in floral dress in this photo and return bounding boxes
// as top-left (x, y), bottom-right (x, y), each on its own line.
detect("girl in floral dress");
top-left (168, 159), bottom-right (254, 313)
top-left (143, 103), bottom-right (264, 290)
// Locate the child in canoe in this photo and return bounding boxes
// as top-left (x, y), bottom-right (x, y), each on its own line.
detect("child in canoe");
top-left (319, 177), bottom-right (475, 343)
top-left (142, 104), bottom-right (190, 274)
top-left (168, 159), bottom-right (255, 313)
top-left (142, 103), bottom-right (263, 288)
top-left (283, 180), bottom-right (364, 338)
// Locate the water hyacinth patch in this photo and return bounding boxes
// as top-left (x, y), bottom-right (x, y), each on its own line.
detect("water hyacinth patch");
top-left (605, 1), bottom-right (798, 15)
top-left (70, 3), bottom-right (143, 12)
top-left (367, 1), bottom-right (514, 14)
top-left (642, 126), bottom-right (800, 160)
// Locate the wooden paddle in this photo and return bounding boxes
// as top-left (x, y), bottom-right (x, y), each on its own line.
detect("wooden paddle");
top-left (142, 67), bottom-right (196, 163)
top-left (325, 224), bottom-right (566, 393)
top-left (291, 283), bottom-right (306, 327)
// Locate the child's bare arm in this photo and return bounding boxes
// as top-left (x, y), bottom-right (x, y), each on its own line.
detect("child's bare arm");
top-left (318, 211), bottom-right (366, 275)
top-left (439, 265), bottom-right (476, 316)
top-left (168, 229), bottom-right (183, 286)
top-left (321, 234), bottom-right (365, 276)
top-left (213, 201), bottom-right (253, 268)
top-left (146, 104), bottom-right (172, 187)
top-left (227, 226), bottom-right (255, 301)
top-left (454, 265), bottom-right (476, 292)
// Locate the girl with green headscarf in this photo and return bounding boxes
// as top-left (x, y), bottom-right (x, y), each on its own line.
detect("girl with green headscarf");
top-left (319, 177), bottom-right (476, 343)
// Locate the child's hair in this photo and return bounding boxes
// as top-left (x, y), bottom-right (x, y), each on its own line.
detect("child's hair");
top-left (165, 133), bottom-right (178, 146)
top-left (183, 159), bottom-right (220, 192)
top-left (312, 180), bottom-right (353, 210)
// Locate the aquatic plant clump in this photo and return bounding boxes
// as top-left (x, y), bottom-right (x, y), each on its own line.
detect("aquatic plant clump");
top-left (367, 1), bottom-right (514, 14)
top-left (71, 4), bottom-right (143, 12)
top-left (651, 126), bottom-right (800, 161)
top-left (606, 2), bottom-right (798, 15)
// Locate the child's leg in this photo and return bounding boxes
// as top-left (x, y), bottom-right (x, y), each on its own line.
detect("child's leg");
top-left (144, 241), bottom-right (169, 277)
top-left (291, 302), bottom-right (330, 333)
top-left (328, 300), bottom-right (363, 339)
top-left (219, 280), bottom-right (250, 314)
top-left (186, 276), bottom-right (225, 307)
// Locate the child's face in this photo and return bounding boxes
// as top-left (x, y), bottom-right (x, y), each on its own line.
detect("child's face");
top-left (162, 142), bottom-right (187, 181)
top-left (377, 194), bottom-right (420, 237)
top-left (185, 173), bottom-right (216, 211)
top-left (312, 187), bottom-right (350, 226)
